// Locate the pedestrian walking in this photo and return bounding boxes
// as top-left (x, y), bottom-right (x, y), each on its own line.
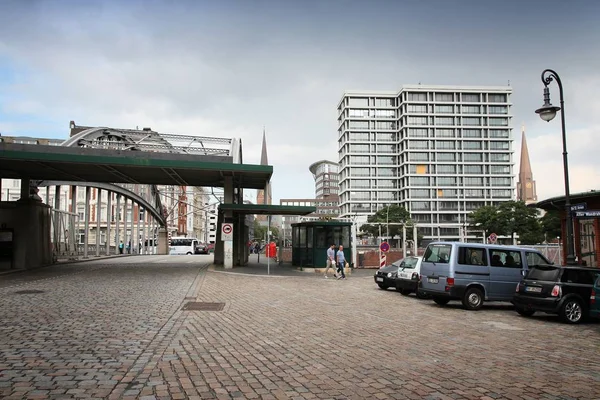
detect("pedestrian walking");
top-left (118, 241), bottom-right (124, 254)
top-left (323, 244), bottom-right (337, 279)
top-left (336, 245), bottom-right (346, 280)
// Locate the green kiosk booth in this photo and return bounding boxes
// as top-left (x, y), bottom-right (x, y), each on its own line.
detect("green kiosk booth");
top-left (291, 221), bottom-right (353, 268)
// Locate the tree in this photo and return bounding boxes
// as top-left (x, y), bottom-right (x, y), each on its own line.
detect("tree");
top-left (253, 219), bottom-right (279, 242)
top-left (540, 210), bottom-right (561, 241)
top-left (359, 205), bottom-right (419, 244)
top-left (468, 201), bottom-right (543, 245)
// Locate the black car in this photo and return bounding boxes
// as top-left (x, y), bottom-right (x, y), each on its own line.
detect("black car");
top-left (194, 243), bottom-right (209, 254)
top-left (513, 264), bottom-right (600, 324)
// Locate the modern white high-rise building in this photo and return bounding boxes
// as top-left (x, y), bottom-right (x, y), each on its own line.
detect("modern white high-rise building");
top-left (337, 85), bottom-right (515, 242)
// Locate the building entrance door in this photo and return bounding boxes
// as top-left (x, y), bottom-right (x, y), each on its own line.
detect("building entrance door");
top-left (579, 219), bottom-right (596, 267)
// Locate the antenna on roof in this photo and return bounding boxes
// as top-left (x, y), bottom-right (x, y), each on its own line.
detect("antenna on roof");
top-left (508, 80), bottom-right (511, 86)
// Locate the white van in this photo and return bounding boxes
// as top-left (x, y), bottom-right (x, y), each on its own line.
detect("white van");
top-left (169, 237), bottom-right (198, 255)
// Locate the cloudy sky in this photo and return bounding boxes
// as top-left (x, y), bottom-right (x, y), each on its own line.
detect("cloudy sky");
top-left (0, 0), bottom-right (598, 204)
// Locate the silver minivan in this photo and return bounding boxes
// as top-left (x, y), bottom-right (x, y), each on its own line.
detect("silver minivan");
top-left (419, 242), bottom-right (551, 310)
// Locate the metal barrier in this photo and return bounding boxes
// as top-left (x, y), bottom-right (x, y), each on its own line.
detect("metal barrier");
top-left (50, 209), bottom-right (79, 260)
top-left (520, 244), bottom-right (562, 264)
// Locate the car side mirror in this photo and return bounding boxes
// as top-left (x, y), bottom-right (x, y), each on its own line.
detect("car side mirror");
top-left (521, 270), bottom-right (527, 277)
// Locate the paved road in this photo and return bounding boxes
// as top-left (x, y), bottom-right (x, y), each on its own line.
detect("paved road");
top-left (1, 256), bottom-right (599, 400)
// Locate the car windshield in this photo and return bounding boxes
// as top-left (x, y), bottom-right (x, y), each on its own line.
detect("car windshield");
top-left (526, 265), bottom-right (560, 282)
top-left (423, 244), bottom-right (451, 263)
top-left (401, 257), bottom-right (419, 269)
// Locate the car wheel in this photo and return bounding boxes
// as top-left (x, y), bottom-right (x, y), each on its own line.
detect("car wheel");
top-left (397, 288), bottom-right (411, 296)
top-left (433, 297), bottom-right (450, 306)
top-left (560, 298), bottom-right (583, 324)
top-left (416, 290), bottom-right (429, 300)
top-left (516, 307), bottom-right (535, 317)
top-left (186, 252), bottom-right (193, 255)
top-left (462, 287), bottom-right (484, 311)
top-left (378, 284), bottom-right (388, 290)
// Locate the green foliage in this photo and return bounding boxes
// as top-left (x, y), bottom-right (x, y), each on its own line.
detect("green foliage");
top-left (359, 205), bottom-right (419, 242)
top-left (468, 200), bottom-right (544, 245)
top-left (253, 219), bottom-right (279, 241)
top-left (541, 210), bottom-right (562, 240)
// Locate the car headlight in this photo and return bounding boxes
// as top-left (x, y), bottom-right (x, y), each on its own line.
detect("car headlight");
top-left (387, 272), bottom-right (392, 278)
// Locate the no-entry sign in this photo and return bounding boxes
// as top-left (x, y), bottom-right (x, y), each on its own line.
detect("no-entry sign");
top-left (221, 223), bottom-right (233, 241)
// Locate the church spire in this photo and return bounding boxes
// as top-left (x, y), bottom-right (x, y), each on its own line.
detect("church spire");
top-left (517, 124), bottom-right (537, 204)
top-left (260, 127), bottom-right (268, 166)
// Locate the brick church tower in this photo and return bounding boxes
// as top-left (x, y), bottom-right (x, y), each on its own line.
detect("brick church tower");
top-left (256, 130), bottom-right (271, 220)
top-left (517, 125), bottom-right (537, 205)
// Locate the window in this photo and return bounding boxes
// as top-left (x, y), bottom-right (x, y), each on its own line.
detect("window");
top-left (525, 252), bottom-right (551, 267)
top-left (435, 105), bottom-right (453, 113)
top-left (437, 189), bottom-right (458, 198)
top-left (377, 132), bottom-right (395, 141)
top-left (491, 189), bottom-right (512, 198)
top-left (463, 105), bottom-right (480, 114)
top-left (462, 93), bottom-right (480, 102)
top-left (349, 121), bottom-right (369, 129)
top-left (465, 189), bottom-right (484, 198)
top-left (465, 177), bottom-right (484, 186)
top-left (375, 109), bottom-right (395, 118)
top-left (411, 201), bottom-right (431, 211)
top-left (349, 109), bottom-right (369, 118)
top-left (407, 92), bottom-right (427, 101)
top-left (351, 179), bottom-right (369, 188)
top-left (410, 189), bottom-right (430, 198)
top-left (378, 191), bottom-right (396, 200)
top-left (463, 141), bottom-right (482, 150)
top-left (458, 246), bottom-right (487, 266)
top-left (490, 141), bottom-right (509, 150)
top-left (463, 117), bottom-right (481, 126)
top-left (489, 117), bottom-right (508, 126)
top-left (349, 156), bottom-right (369, 164)
top-left (463, 129), bottom-right (482, 138)
top-left (376, 121), bottom-right (395, 130)
top-left (436, 129), bottom-right (455, 137)
top-left (349, 132), bottom-right (369, 141)
top-left (378, 156), bottom-right (396, 165)
top-left (464, 165), bottom-right (483, 174)
top-left (490, 165), bottom-right (510, 174)
top-left (489, 129), bottom-right (509, 138)
top-left (465, 200), bottom-right (485, 210)
top-left (409, 152), bottom-right (429, 161)
top-left (490, 153), bottom-right (510, 162)
top-left (437, 165), bottom-right (456, 174)
top-left (424, 244), bottom-right (452, 263)
top-left (489, 105), bottom-right (508, 114)
top-left (410, 164), bottom-right (429, 174)
top-left (489, 250), bottom-right (522, 268)
top-left (350, 167), bottom-right (370, 176)
top-left (409, 128), bottom-right (428, 137)
top-left (435, 117), bottom-right (454, 125)
top-left (408, 104), bottom-right (427, 113)
top-left (435, 93), bottom-right (454, 102)
top-left (411, 176), bottom-right (430, 186)
top-left (436, 141), bottom-right (455, 150)
top-left (437, 153), bottom-right (455, 162)
top-left (377, 179), bottom-right (395, 188)
top-left (464, 153), bottom-right (482, 162)
top-left (491, 177), bottom-right (511, 186)
top-left (350, 191), bottom-right (370, 201)
top-left (377, 144), bottom-right (395, 153)
top-left (375, 98), bottom-right (394, 107)
top-left (413, 214), bottom-right (432, 223)
top-left (489, 94), bottom-right (507, 103)
top-left (409, 140), bottom-right (428, 149)
top-left (527, 265), bottom-right (560, 280)
top-left (378, 168), bottom-right (396, 176)
top-left (349, 144), bottom-right (369, 153)
top-left (408, 116), bottom-right (428, 125)
top-left (439, 201), bottom-right (458, 210)
top-left (349, 97), bottom-right (368, 107)
top-left (437, 177), bottom-right (457, 185)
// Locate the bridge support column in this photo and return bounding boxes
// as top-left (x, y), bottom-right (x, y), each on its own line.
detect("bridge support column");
top-left (122, 198), bottom-right (129, 253)
top-left (96, 189), bottom-right (101, 257)
top-left (54, 185), bottom-right (61, 255)
top-left (106, 191), bottom-right (112, 256)
top-left (84, 187), bottom-right (91, 259)
top-left (157, 228), bottom-right (168, 255)
top-left (137, 206), bottom-right (141, 254)
top-left (129, 200), bottom-right (134, 254)
top-left (151, 219), bottom-right (156, 254)
top-left (115, 194), bottom-right (121, 255)
top-left (70, 186), bottom-right (77, 256)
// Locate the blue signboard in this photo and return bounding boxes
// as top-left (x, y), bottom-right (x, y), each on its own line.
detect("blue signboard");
top-left (570, 203), bottom-right (587, 211)
top-left (575, 210), bottom-right (600, 218)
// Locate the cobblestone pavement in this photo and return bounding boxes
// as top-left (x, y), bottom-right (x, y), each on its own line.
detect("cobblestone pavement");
top-left (1, 256), bottom-right (599, 400)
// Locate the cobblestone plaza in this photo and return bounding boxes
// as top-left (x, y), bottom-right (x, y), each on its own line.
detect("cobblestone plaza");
top-left (1, 256), bottom-right (599, 399)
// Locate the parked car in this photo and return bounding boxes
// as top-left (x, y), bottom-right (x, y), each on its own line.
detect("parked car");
top-left (419, 241), bottom-right (551, 311)
top-left (195, 243), bottom-right (209, 254)
top-left (513, 265), bottom-right (600, 324)
top-left (591, 275), bottom-right (600, 319)
top-left (394, 256), bottom-right (428, 298)
top-left (374, 261), bottom-right (401, 290)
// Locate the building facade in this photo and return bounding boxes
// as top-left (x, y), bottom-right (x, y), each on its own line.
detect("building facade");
top-left (309, 160), bottom-right (340, 199)
top-left (337, 85), bottom-right (515, 241)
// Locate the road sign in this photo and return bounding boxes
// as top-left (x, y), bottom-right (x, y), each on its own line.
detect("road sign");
top-left (380, 241), bottom-right (390, 253)
top-left (575, 210), bottom-right (600, 218)
top-left (488, 232), bottom-right (498, 243)
top-left (221, 223), bottom-right (233, 241)
top-left (570, 203), bottom-right (588, 212)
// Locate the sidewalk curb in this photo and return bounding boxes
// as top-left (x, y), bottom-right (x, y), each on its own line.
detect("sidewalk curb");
top-left (0, 254), bottom-right (135, 276)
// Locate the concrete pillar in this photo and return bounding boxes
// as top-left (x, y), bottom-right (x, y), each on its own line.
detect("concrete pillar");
top-left (122, 197), bottom-right (128, 253)
top-left (19, 179), bottom-right (29, 201)
top-left (157, 228), bottom-right (168, 255)
top-left (106, 191), bottom-right (112, 256)
top-left (145, 215), bottom-right (150, 255)
top-left (115, 194), bottom-right (121, 255)
top-left (129, 201), bottom-right (134, 254)
top-left (137, 207), bottom-right (141, 255)
top-left (151, 219), bottom-right (155, 254)
top-left (53, 185), bottom-right (61, 255)
top-left (413, 225), bottom-right (418, 255)
top-left (45, 186), bottom-right (50, 205)
top-left (96, 189), bottom-right (101, 257)
top-left (402, 225), bottom-right (407, 257)
top-left (141, 210), bottom-right (146, 255)
top-left (84, 187), bottom-right (91, 258)
top-left (70, 186), bottom-right (77, 256)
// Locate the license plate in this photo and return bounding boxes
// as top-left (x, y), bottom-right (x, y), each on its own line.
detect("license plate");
top-left (376, 277), bottom-right (384, 282)
top-left (525, 286), bottom-right (542, 293)
top-left (428, 277), bottom-right (439, 284)
top-left (400, 273), bottom-right (410, 279)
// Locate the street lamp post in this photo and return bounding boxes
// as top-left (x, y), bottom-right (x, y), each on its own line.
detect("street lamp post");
top-left (535, 69), bottom-right (576, 265)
